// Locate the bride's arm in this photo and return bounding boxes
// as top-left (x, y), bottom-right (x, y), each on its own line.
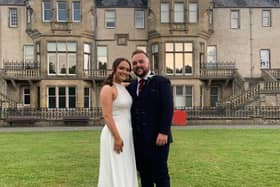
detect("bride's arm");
top-left (100, 85), bottom-right (123, 154)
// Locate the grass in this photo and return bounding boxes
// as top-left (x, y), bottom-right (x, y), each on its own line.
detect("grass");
top-left (0, 128), bottom-right (280, 187)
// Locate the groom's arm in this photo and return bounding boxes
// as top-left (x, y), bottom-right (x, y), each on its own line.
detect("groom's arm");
top-left (158, 77), bottom-right (174, 135)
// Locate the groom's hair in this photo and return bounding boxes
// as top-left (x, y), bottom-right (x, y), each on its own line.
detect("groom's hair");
top-left (131, 49), bottom-right (149, 58)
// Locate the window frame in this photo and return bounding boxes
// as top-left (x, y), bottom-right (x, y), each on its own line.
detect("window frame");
top-left (260, 49), bottom-right (270, 69)
top-left (189, 3), bottom-right (198, 23)
top-left (47, 42), bottom-right (77, 75)
top-left (57, 1), bottom-right (68, 22)
top-left (262, 10), bottom-right (271, 27)
top-left (165, 42), bottom-right (194, 75)
top-left (207, 46), bottom-right (217, 64)
top-left (23, 87), bottom-right (31, 106)
top-left (24, 45), bottom-right (34, 63)
top-left (84, 87), bottom-right (91, 108)
top-left (174, 3), bottom-right (184, 23)
top-left (152, 43), bottom-right (159, 73)
top-left (9, 8), bottom-right (18, 27)
top-left (42, 1), bottom-right (52, 22)
top-left (72, 1), bottom-right (81, 22)
top-left (83, 43), bottom-right (91, 74)
top-left (174, 85), bottom-right (193, 108)
top-left (105, 10), bottom-right (116, 28)
top-left (231, 10), bottom-right (240, 29)
top-left (160, 3), bottom-right (169, 23)
top-left (210, 86), bottom-right (219, 107)
top-left (48, 86), bottom-right (76, 109)
top-left (135, 10), bottom-right (145, 29)
top-left (97, 46), bottom-right (108, 70)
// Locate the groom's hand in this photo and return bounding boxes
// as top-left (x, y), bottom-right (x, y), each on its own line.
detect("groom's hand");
top-left (156, 133), bottom-right (168, 146)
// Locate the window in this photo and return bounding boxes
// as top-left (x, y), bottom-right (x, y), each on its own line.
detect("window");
top-left (189, 3), bottom-right (198, 23)
top-left (174, 85), bottom-right (193, 108)
top-left (84, 87), bottom-right (91, 108)
top-left (48, 86), bottom-right (76, 109)
top-left (199, 43), bottom-right (205, 68)
top-left (36, 42), bottom-right (41, 64)
top-left (58, 87), bottom-right (66, 108)
top-left (165, 42), bottom-right (193, 75)
top-left (262, 10), bottom-right (271, 27)
top-left (9, 8), bottom-right (18, 27)
top-left (48, 87), bottom-right (56, 108)
top-left (260, 49), bottom-right (270, 69)
top-left (57, 1), bottom-right (67, 22)
top-left (152, 44), bottom-right (159, 72)
top-left (84, 43), bottom-right (91, 74)
top-left (174, 3), bottom-right (184, 23)
top-left (105, 10), bottom-right (116, 28)
top-left (97, 46), bottom-right (107, 70)
top-left (72, 1), bottom-right (80, 22)
top-left (135, 10), bottom-right (144, 28)
top-left (207, 46), bottom-right (217, 63)
top-left (210, 87), bottom-right (219, 107)
top-left (231, 10), bottom-right (240, 29)
top-left (185, 86), bottom-right (193, 107)
top-left (42, 1), bottom-right (52, 22)
top-left (24, 45), bottom-right (34, 63)
top-left (47, 42), bottom-right (77, 75)
top-left (23, 87), bottom-right (31, 106)
top-left (68, 87), bottom-right (76, 108)
top-left (160, 3), bottom-right (169, 23)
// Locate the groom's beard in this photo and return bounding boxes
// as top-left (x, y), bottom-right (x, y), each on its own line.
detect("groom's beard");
top-left (134, 67), bottom-right (149, 78)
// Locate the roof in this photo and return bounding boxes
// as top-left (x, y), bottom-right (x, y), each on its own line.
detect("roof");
top-left (96, 0), bottom-right (147, 8)
top-left (214, 0), bottom-right (280, 8)
top-left (0, 0), bottom-right (25, 5)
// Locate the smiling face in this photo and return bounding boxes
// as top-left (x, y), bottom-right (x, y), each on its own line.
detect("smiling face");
top-left (114, 60), bottom-right (131, 83)
top-left (132, 52), bottom-right (150, 78)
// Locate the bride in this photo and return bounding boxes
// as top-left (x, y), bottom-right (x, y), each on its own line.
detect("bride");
top-left (98, 58), bottom-right (138, 187)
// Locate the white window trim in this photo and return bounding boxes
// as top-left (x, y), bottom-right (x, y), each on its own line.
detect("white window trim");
top-left (42, 2), bottom-right (51, 22)
top-left (57, 1), bottom-right (68, 22)
top-left (72, 1), bottom-right (81, 22)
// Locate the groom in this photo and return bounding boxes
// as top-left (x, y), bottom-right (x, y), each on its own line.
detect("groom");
top-left (128, 49), bottom-right (174, 187)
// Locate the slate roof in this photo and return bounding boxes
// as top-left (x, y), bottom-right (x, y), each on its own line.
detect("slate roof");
top-left (0, 0), bottom-right (25, 5)
top-left (96, 0), bottom-right (147, 8)
top-left (214, 0), bottom-right (280, 8)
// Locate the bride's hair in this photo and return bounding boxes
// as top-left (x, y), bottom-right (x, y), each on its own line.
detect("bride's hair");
top-left (103, 57), bottom-right (131, 86)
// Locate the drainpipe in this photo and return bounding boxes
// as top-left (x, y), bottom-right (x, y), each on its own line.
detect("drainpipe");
top-left (249, 8), bottom-right (253, 86)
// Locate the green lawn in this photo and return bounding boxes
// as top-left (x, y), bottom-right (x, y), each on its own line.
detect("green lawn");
top-left (0, 128), bottom-right (280, 187)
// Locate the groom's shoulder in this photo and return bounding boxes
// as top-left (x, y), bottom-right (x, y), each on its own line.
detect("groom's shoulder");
top-left (153, 75), bottom-right (170, 83)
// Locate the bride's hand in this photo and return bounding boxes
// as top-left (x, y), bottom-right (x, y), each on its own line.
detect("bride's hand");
top-left (114, 137), bottom-right (124, 154)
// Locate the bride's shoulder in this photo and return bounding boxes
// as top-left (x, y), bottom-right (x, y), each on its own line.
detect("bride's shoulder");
top-left (100, 85), bottom-right (115, 95)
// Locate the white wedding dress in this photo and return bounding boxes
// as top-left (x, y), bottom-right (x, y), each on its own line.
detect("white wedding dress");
top-left (98, 83), bottom-right (138, 187)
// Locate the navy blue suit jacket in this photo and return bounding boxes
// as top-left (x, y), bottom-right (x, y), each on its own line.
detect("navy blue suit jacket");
top-left (127, 75), bottom-right (173, 145)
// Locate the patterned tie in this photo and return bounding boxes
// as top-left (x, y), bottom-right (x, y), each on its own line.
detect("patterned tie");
top-left (138, 79), bottom-right (145, 95)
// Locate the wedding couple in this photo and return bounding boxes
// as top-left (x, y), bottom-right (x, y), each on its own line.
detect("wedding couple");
top-left (98, 50), bottom-right (174, 187)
